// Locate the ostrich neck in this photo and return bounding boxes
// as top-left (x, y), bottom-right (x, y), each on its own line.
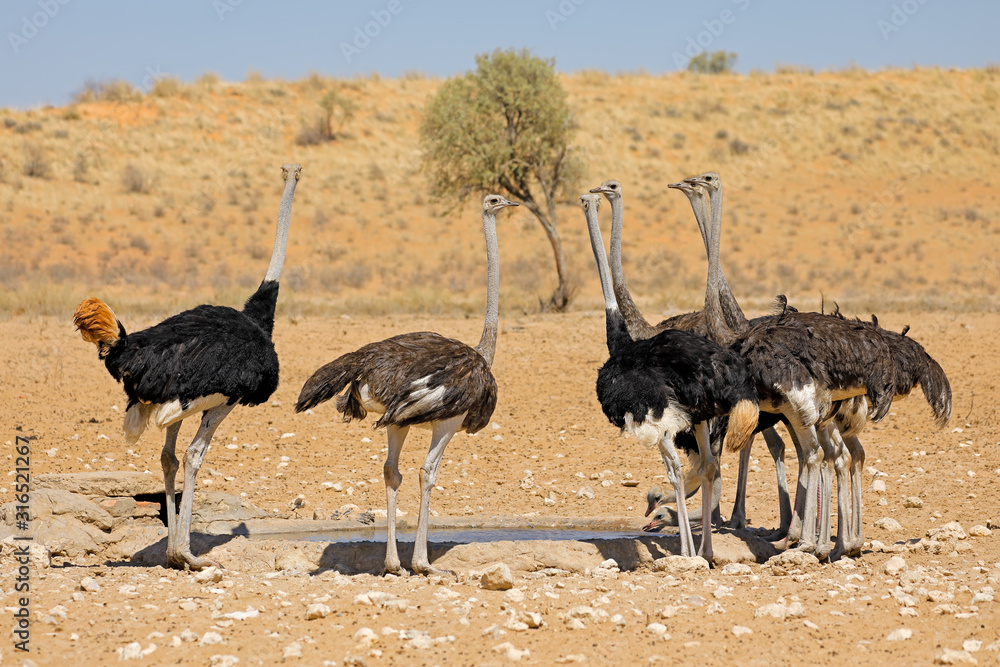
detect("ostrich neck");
top-left (609, 196), bottom-right (655, 340)
top-left (703, 186), bottom-right (748, 346)
top-left (709, 186), bottom-right (749, 334)
top-left (263, 174), bottom-right (299, 283)
top-left (474, 209), bottom-right (500, 368)
top-left (584, 203), bottom-right (630, 354)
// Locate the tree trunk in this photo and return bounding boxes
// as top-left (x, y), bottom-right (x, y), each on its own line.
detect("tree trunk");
top-left (523, 199), bottom-right (570, 312)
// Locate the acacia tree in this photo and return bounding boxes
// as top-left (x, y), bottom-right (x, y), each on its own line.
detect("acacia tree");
top-left (421, 48), bottom-right (582, 311)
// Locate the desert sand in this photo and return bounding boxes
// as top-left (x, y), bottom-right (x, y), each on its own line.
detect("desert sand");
top-left (1, 68), bottom-right (999, 665)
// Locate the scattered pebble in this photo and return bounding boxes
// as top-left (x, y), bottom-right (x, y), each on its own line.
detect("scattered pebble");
top-left (732, 625), bottom-right (753, 637)
top-left (887, 628), bottom-right (913, 642)
top-left (882, 556), bottom-right (908, 576)
top-left (874, 517), bottom-right (903, 532)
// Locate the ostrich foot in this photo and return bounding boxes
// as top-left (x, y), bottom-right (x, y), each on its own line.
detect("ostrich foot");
top-left (726, 511), bottom-right (747, 530)
top-left (167, 550), bottom-right (220, 571)
top-left (383, 562), bottom-right (408, 577)
top-left (771, 534), bottom-right (798, 550)
top-left (412, 563), bottom-right (457, 578)
top-left (759, 526), bottom-right (789, 542)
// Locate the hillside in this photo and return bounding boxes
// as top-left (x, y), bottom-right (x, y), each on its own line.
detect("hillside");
top-left (1, 67), bottom-right (998, 319)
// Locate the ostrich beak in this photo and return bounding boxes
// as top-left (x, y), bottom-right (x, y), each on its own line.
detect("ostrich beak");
top-left (667, 181), bottom-right (692, 191)
top-left (589, 185), bottom-right (610, 194)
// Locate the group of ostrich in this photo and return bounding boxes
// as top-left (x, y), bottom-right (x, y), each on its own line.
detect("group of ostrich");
top-left (72, 161), bottom-right (951, 575)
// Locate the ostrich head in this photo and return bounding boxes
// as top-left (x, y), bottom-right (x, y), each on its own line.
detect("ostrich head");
top-left (281, 163), bottom-right (303, 181)
top-left (683, 171), bottom-right (722, 193)
top-left (483, 194), bottom-right (519, 213)
top-left (645, 485), bottom-right (669, 517)
top-left (641, 504), bottom-right (677, 533)
top-left (579, 193), bottom-right (601, 213)
top-left (590, 180), bottom-right (623, 201)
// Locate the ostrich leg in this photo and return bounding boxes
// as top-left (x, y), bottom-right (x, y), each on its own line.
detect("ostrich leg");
top-left (412, 414), bottom-right (464, 577)
top-left (160, 422), bottom-right (182, 551)
top-left (383, 425), bottom-right (409, 576)
top-left (171, 404), bottom-right (234, 570)
top-left (694, 421), bottom-right (716, 561)
top-left (659, 436), bottom-right (695, 557)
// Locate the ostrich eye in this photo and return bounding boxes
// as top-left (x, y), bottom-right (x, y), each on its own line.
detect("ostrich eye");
top-left (705, 175), bottom-right (713, 181)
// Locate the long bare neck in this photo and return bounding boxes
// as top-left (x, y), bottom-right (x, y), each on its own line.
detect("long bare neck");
top-left (474, 209), bottom-right (500, 368)
top-left (584, 201), bottom-right (630, 353)
top-left (608, 195), bottom-right (655, 340)
top-left (708, 185), bottom-right (749, 336)
top-left (263, 173), bottom-right (299, 283)
top-left (691, 189), bottom-right (737, 348)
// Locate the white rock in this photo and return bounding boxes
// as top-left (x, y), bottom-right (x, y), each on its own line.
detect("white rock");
top-left (282, 642), bottom-right (303, 659)
top-left (969, 525), bottom-right (992, 537)
top-left (80, 577), bottom-right (101, 592)
top-left (576, 487), bottom-right (595, 499)
top-left (903, 496), bottom-right (924, 508)
top-left (492, 641), bottom-right (530, 661)
top-left (647, 622), bottom-right (669, 635)
top-left (119, 642), bottom-right (143, 660)
top-left (874, 517), bottom-right (903, 532)
top-left (732, 625), bottom-right (753, 637)
top-left (870, 479), bottom-right (887, 493)
top-left (721, 563), bottom-right (752, 576)
top-left (887, 628), bottom-right (913, 642)
top-left (882, 556), bottom-right (908, 576)
top-left (652, 555), bottom-right (710, 574)
top-left (354, 628), bottom-right (378, 647)
top-left (611, 613), bottom-right (626, 627)
top-left (928, 521), bottom-right (967, 540)
top-left (566, 618), bottom-right (586, 630)
top-left (963, 640), bottom-right (983, 652)
top-left (209, 656), bottom-right (239, 667)
top-left (200, 632), bottom-right (224, 646)
top-left (222, 608), bottom-right (259, 621)
top-left (518, 611), bottom-right (544, 628)
top-left (934, 648), bottom-right (977, 664)
top-left (179, 629), bottom-right (199, 643)
top-left (767, 551), bottom-right (820, 575)
top-left (194, 566), bottom-right (224, 584)
top-left (504, 588), bottom-right (525, 603)
top-left (481, 563), bottom-right (514, 591)
top-left (305, 603), bottom-right (330, 620)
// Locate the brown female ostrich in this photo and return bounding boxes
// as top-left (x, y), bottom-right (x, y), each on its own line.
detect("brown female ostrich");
top-left (295, 195), bottom-right (518, 576)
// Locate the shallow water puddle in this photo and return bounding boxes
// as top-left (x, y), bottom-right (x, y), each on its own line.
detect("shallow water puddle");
top-left (249, 527), bottom-right (649, 544)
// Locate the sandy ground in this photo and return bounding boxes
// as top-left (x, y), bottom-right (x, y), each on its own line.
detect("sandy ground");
top-left (2, 311), bottom-right (999, 666)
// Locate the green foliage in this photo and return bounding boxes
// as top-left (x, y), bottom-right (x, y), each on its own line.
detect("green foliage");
top-left (296, 88), bottom-right (356, 146)
top-left (421, 48), bottom-right (582, 310)
top-left (687, 51), bottom-right (738, 74)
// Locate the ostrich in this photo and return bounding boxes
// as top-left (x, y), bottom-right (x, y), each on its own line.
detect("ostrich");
top-left (590, 179), bottom-right (788, 531)
top-left (673, 173), bottom-right (896, 558)
top-left (826, 311), bottom-right (952, 557)
top-left (579, 193), bottom-right (759, 560)
top-left (295, 195), bottom-right (518, 577)
top-left (73, 163), bottom-right (302, 570)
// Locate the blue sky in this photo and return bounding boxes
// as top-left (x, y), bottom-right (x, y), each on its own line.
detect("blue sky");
top-left (1, 0), bottom-right (996, 109)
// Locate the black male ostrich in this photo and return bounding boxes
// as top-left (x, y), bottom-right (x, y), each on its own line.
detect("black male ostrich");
top-left (295, 195), bottom-right (518, 577)
top-left (580, 194), bottom-right (759, 560)
top-left (673, 173), bottom-right (896, 559)
top-left (590, 179), bottom-right (789, 531)
top-left (73, 163), bottom-right (302, 570)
